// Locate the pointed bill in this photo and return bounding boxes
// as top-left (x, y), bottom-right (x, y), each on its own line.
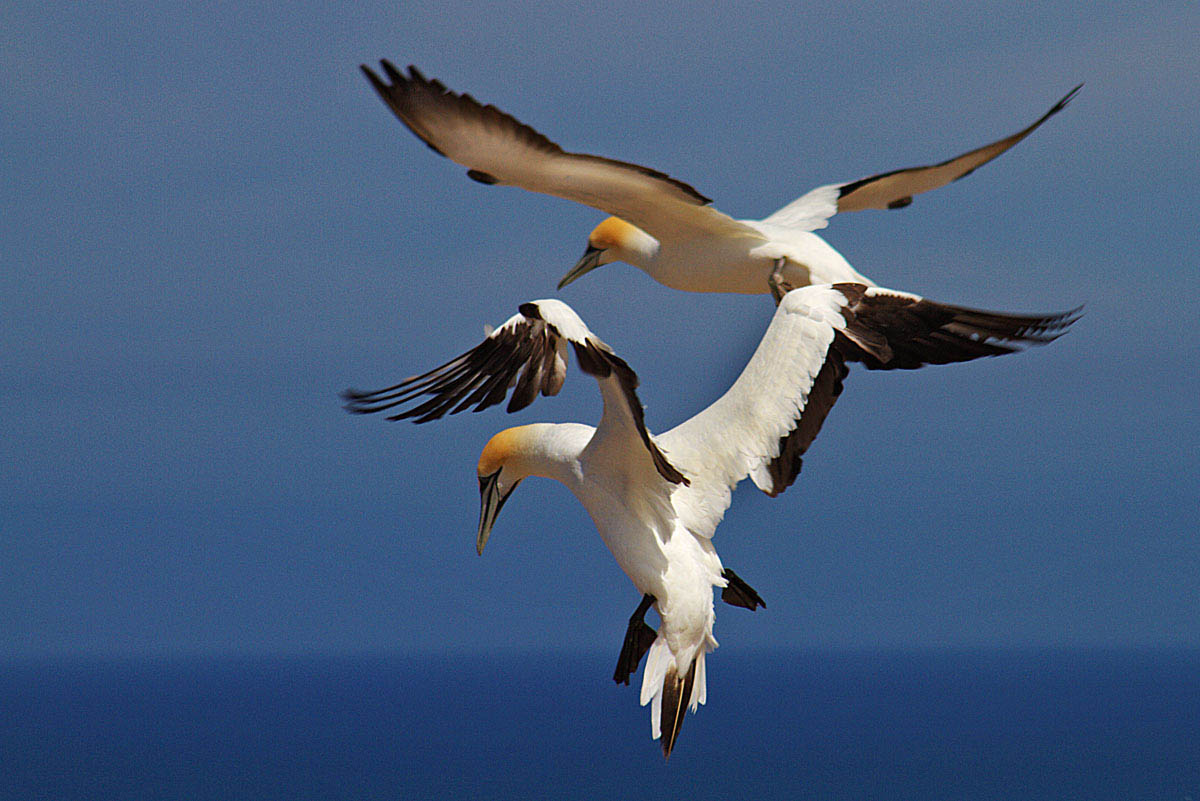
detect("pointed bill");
top-left (558, 245), bottom-right (603, 289)
top-left (476, 470), bottom-right (505, 555)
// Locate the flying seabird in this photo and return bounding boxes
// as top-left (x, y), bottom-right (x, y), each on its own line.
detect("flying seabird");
top-left (360, 61), bottom-right (1080, 301)
top-left (343, 285), bottom-right (1076, 757)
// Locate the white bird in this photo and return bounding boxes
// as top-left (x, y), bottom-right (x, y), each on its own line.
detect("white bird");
top-left (361, 61), bottom-right (1080, 300)
top-left (343, 285), bottom-right (1075, 757)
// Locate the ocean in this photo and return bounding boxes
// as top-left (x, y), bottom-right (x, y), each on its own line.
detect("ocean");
top-left (2, 648), bottom-right (1197, 800)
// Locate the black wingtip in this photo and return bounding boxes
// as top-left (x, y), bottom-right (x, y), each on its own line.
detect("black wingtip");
top-left (466, 169), bottom-right (499, 185)
top-left (841, 292), bottom-right (1083, 371)
top-left (341, 387), bottom-right (386, 415)
top-left (1035, 83), bottom-right (1084, 126)
top-left (360, 63), bottom-right (386, 93)
top-left (381, 59), bottom-right (405, 83)
top-left (1058, 83), bottom-right (1084, 110)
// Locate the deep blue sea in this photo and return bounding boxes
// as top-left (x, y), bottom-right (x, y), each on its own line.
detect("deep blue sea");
top-left (2, 648), bottom-right (1197, 800)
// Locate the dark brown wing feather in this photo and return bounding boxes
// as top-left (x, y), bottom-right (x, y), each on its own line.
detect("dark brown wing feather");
top-left (360, 61), bottom-right (711, 205)
top-left (762, 346), bottom-right (849, 497)
top-left (836, 85), bottom-right (1082, 213)
top-left (572, 338), bottom-right (688, 486)
top-left (838, 291), bottom-right (1080, 371)
top-left (341, 316), bottom-right (566, 422)
top-left (343, 302), bottom-right (688, 486)
top-left (761, 283), bottom-right (1078, 498)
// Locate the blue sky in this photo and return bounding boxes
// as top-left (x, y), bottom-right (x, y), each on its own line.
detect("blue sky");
top-left (3, 0), bottom-right (1197, 660)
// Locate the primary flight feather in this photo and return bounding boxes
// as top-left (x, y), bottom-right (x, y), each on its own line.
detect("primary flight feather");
top-left (361, 61), bottom-right (1080, 299)
top-left (345, 283), bottom-right (1075, 757)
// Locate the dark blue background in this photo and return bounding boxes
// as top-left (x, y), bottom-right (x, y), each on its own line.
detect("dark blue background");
top-left (4, 649), bottom-right (1198, 799)
top-left (3, 1), bottom-right (1197, 663)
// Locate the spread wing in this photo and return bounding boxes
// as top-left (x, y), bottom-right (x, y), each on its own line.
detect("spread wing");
top-left (343, 298), bottom-right (685, 485)
top-left (761, 85), bottom-right (1081, 231)
top-left (361, 61), bottom-right (757, 242)
top-left (658, 284), bottom-right (876, 538)
top-left (656, 283), bottom-right (1079, 538)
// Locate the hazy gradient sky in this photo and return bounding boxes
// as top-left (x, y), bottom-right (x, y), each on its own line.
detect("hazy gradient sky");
top-left (3, 0), bottom-right (1197, 660)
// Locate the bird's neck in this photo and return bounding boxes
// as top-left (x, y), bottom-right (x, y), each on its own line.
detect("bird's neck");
top-left (508, 423), bottom-right (592, 488)
top-left (615, 226), bottom-right (660, 270)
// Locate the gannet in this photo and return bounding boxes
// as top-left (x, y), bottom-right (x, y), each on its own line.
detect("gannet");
top-left (360, 61), bottom-right (1080, 299)
top-left (343, 285), bottom-right (1076, 757)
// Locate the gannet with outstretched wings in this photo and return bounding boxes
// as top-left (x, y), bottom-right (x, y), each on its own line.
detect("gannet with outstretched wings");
top-left (361, 61), bottom-right (1079, 300)
top-left (344, 284), bottom-right (1075, 757)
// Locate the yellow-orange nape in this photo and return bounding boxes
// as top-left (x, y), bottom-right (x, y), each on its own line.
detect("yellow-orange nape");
top-left (477, 425), bottom-right (538, 477)
top-left (587, 216), bottom-right (645, 251)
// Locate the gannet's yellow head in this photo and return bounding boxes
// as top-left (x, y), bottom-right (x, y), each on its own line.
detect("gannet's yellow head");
top-left (589, 217), bottom-right (644, 253)
top-left (557, 217), bottom-right (657, 289)
top-left (474, 426), bottom-right (534, 555)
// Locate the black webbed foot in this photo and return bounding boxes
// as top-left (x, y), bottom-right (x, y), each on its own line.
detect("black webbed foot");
top-left (721, 568), bottom-right (766, 611)
top-left (613, 594), bottom-right (657, 685)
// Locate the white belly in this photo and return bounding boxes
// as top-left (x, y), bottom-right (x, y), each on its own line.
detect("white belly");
top-left (580, 491), bottom-right (722, 655)
top-left (648, 231), bottom-right (873, 294)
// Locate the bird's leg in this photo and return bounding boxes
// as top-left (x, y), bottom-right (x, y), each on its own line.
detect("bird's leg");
top-left (613, 593), bottom-right (658, 685)
top-left (768, 257), bottom-right (792, 305)
top-left (720, 568), bottom-right (766, 611)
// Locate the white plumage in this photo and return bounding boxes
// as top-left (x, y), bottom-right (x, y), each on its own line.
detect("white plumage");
top-left (348, 61), bottom-right (1081, 756)
top-left (344, 283), bottom-right (1075, 756)
top-left (360, 61), bottom-right (1079, 298)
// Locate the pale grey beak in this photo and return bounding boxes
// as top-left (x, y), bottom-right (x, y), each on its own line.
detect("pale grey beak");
top-left (557, 245), bottom-right (603, 289)
top-left (476, 470), bottom-right (517, 555)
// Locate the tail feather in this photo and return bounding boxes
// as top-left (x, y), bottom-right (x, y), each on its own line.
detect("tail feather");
top-left (640, 637), bottom-right (672, 710)
top-left (659, 660), bottom-right (698, 759)
top-left (640, 638), bottom-right (709, 760)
